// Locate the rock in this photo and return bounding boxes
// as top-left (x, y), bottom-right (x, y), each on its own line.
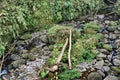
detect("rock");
top-left (115, 30), bottom-right (120, 34)
top-left (87, 72), bottom-right (102, 80)
top-left (96, 15), bottom-right (104, 19)
top-left (2, 74), bottom-right (11, 80)
top-left (107, 54), bottom-right (113, 61)
top-left (113, 59), bottom-right (120, 66)
top-left (99, 49), bottom-right (109, 55)
top-left (97, 53), bottom-right (106, 58)
top-left (115, 39), bottom-right (120, 47)
top-left (40, 35), bottom-right (48, 43)
top-left (104, 75), bottom-right (118, 80)
top-left (105, 20), bottom-right (110, 24)
top-left (19, 49), bottom-right (28, 54)
top-left (103, 66), bottom-right (110, 72)
top-left (104, 60), bottom-right (112, 66)
top-left (20, 33), bottom-right (32, 40)
top-left (107, 21), bottom-right (118, 32)
top-left (103, 44), bottom-right (112, 51)
top-left (97, 70), bottom-right (105, 77)
top-left (10, 54), bottom-right (21, 60)
top-left (112, 43), bottom-right (118, 49)
top-left (111, 66), bottom-right (120, 74)
top-left (109, 33), bottom-right (116, 40)
top-left (22, 53), bottom-right (36, 61)
top-left (77, 63), bottom-right (88, 72)
top-left (95, 60), bottom-right (104, 69)
top-left (12, 59), bottom-right (26, 68)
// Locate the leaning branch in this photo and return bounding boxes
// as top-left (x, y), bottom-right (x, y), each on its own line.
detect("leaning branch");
top-left (55, 38), bottom-right (68, 64)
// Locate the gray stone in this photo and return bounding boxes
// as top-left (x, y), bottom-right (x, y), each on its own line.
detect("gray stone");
top-left (2, 74), bottom-right (11, 80)
top-left (104, 60), bottom-right (112, 66)
top-left (115, 30), bottom-right (120, 34)
top-left (113, 59), bottom-right (120, 66)
top-left (12, 59), bottom-right (26, 68)
top-left (103, 66), bottom-right (110, 72)
top-left (104, 75), bottom-right (118, 80)
top-left (95, 60), bottom-right (104, 69)
top-left (22, 53), bottom-right (36, 61)
top-left (87, 72), bottom-right (102, 80)
top-left (97, 53), bottom-right (106, 58)
top-left (109, 33), bottom-right (116, 40)
top-left (10, 54), bottom-right (20, 60)
top-left (40, 35), bottom-right (48, 43)
top-left (97, 70), bottom-right (105, 77)
top-left (115, 39), bottom-right (120, 48)
top-left (96, 15), bottom-right (104, 19)
top-left (99, 49), bottom-right (109, 55)
top-left (107, 54), bottom-right (113, 61)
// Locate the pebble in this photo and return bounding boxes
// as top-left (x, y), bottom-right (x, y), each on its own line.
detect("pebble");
top-left (10, 54), bottom-right (21, 60)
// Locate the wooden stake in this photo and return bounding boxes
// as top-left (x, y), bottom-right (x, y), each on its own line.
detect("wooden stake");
top-left (68, 29), bottom-right (72, 69)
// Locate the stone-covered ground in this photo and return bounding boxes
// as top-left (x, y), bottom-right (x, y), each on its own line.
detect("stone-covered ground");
top-left (0, 14), bottom-right (120, 80)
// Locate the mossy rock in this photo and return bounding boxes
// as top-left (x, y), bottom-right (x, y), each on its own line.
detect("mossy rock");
top-left (85, 36), bottom-right (98, 48)
top-left (12, 59), bottom-right (26, 68)
top-left (103, 44), bottom-right (112, 51)
top-left (48, 25), bottom-right (80, 44)
top-left (87, 72), bottom-right (102, 80)
top-left (20, 33), bottom-right (32, 40)
top-left (22, 53), bottom-right (36, 61)
top-left (111, 67), bottom-right (120, 74)
top-left (83, 22), bottom-right (99, 34)
top-left (107, 21), bottom-right (118, 32)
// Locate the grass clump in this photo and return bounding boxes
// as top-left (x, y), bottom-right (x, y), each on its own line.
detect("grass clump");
top-left (58, 69), bottom-right (81, 80)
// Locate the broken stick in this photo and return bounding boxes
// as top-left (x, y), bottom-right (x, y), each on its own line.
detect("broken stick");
top-left (55, 38), bottom-right (68, 64)
top-left (68, 29), bottom-right (72, 69)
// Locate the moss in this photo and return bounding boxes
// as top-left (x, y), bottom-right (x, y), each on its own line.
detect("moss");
top-left (48, 25), bottom-right (80, 44)
top-left (112, 67), bottom-right (120, 74)
top-left (83, 22), bottom-right (99, 34)
top-left (103, 44), bottom-right (112, 51)
top-left (58, 69), bottom-right (81, 80)
top-left (107, 21), bottom-right (119, 31)
top-left (20, 33), bottom-right (32, 40)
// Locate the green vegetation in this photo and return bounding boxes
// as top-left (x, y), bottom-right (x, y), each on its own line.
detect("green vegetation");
top-left (45, 22), bottom-right (103, 79)
top-left (58, 69), bottom-right (81, 80)
top-left (47, 22), bottom-right (102, 65)
top-left (52, 0), bottom-right (100, 21)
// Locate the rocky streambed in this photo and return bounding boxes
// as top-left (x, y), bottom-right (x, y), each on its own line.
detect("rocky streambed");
top-left (0, 14), bottom-right (120, 80)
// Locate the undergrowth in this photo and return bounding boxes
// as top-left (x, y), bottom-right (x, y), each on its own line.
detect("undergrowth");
top-left (43, 22), bottom-right (104, 79)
